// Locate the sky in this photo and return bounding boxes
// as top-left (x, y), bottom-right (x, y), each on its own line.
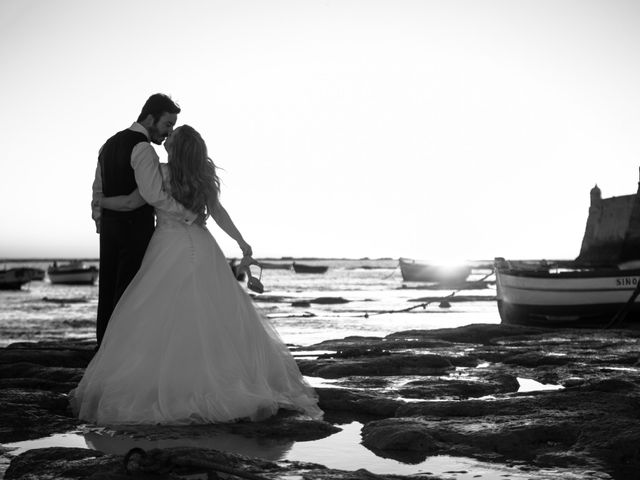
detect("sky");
top-left (1, 0), bottom-right (640, 261)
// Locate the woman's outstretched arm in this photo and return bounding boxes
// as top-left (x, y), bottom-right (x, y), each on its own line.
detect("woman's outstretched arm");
top-left (209, 200), bottom-right (252, 258)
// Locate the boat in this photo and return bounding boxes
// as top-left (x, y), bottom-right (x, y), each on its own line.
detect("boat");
top-left (47, 261), bottom-right (99, 285)
top-left (495, 177), bottom-right (640, 327)
top-left (292, 262), bottom-right (329, 274)
top-left (399, 257), bottom-right (472, 284)
top-left (495, 258), bottom-right (640, 326)
top-left (0, 267), bottom-right (32, 290)
top-left (24, 267), bottom-right (45, 281)
top-left (259, 261), bottom-right (292, 270)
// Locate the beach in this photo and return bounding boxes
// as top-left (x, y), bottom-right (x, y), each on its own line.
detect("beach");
top-left (2, 259), bottom-right (639, 479)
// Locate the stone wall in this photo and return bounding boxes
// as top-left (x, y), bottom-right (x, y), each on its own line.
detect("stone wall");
top-left (576, 184), bottom-right (639, 264)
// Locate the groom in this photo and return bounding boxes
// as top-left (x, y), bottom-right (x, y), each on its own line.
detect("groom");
top-left (91, 93), bottom-right (196, 347)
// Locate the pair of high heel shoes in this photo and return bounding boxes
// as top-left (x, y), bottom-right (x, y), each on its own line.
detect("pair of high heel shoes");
top-left (239, 257), bottom-right (264, 294)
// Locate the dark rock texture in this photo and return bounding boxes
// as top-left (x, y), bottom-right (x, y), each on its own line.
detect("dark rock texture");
top-left (2, 324), bottom-right (640, 479)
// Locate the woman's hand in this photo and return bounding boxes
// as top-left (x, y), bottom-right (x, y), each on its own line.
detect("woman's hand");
top-left (238, 252), bottom-right (260, 276)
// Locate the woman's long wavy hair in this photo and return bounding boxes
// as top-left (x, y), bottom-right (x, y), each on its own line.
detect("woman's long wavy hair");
top-left (167, 125), bottom-right (220, 220)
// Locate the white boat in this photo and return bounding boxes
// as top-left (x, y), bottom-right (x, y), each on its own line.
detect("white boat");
top-left (494, 258), bottom-right (640, 326)
top-left (47, 261), bottom-right (98, 285)
top-left (399, 257), bottom-right (471, 284)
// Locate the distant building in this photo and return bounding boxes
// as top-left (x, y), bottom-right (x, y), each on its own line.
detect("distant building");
top-left (576, 172), bottom-right (640, 264)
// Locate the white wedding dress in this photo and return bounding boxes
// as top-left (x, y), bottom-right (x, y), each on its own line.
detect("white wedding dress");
top-left (70, 166), bottom-right (322, 425)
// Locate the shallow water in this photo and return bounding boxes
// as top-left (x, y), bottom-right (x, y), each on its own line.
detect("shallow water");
top-left (0, 259), bottom-right (499, 348)
top-left (5, 421), bottom-right (585, 479)
top-left (2, 368), bottom-right (568, 477)
top-left (1, 259), bottom-right (515, 478)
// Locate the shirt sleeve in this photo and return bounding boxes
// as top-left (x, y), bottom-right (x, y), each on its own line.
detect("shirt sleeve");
top-left (91, 159), bottom-right (102, 223)
top-left (130, 142), bottom-right (197, 224)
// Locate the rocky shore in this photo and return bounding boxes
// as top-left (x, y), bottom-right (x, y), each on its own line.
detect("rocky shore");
top-left (1, 323), bottom-right (639, 479)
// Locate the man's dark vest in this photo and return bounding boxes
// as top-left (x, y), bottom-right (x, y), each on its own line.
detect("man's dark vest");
top-left (99, 129), bottom-right (154, 219)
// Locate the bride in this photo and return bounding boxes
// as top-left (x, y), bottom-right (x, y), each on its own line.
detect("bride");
top-left (70, 125), bottom-right (322, 425)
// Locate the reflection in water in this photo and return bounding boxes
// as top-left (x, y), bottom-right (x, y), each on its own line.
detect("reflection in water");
top-left (79, 422), bottom-right (440, 474)
top-left (78, 422), bottom-right (549, 478)
top-left (5, 423), bottom-right (581, 479)
top-left (84, 430), bottom-right (293, 461)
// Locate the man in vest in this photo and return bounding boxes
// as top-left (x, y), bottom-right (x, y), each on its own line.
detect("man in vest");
top-left (91, 93), bottom-right (196, 347)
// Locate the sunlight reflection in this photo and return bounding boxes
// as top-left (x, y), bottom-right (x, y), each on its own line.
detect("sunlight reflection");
top-left (517, 378), bottom-right (564, 393)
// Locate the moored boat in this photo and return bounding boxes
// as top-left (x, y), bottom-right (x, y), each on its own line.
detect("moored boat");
top-left (259, 261), bottom-right (292, 270)
top-left (48, 261), bottom-right (99, 285)
top-left (0, 267), bottom-right (32, 290)
top-left (24, 267), bottom-right (45, 281)
top-left (494, 258), bottom-right (640, 326)
top-left (399, 257), bottom-right (472, 284)
top-left (292, 262), bottom-right (329, 274)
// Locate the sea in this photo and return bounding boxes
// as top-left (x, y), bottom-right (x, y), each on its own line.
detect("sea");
top-left (0, 257), bottom-right (499, 349)
top-left (4, 258), bottom-right (572, 480)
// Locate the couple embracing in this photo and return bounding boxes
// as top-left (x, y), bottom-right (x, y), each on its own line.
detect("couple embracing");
top-left (70, 94), bottom-right (322, 425)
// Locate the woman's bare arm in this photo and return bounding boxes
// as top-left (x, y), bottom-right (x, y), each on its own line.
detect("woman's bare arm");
top-left (209, 199), bottom-right (252, 257)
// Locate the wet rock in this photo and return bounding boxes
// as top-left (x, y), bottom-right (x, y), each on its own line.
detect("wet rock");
top-left (503, 351), bottom-right (576, 367)
top-left (5, 447), bottom-right (117, 479)
top-left (318, 347), bottom-right (390, 359)
top-left (298, 353), bottom-right (454, 378)
top-left (385, 323), bottom-right (549, 345)
top-left (0, 388), bottom-right (79, 443)
top-left (316, 387), bottom-right (403, 417)
top-left (291, 297), bottom-right (351, 308)
top-left (292, 300), bottom-right (312, 307)
top-left (308, 337), bottom-right (453, 352)
top-left (4, 324), bottom-right (640, 479)
top-left (362, 419), bottom-right (437, 452)
top-left (583, 378), bottom-right (638, 392)
top-left (0, 346), bottom-right (92, 369)
top-left (397, 372), bottom-right (520, 400)
top-left (0, 361), bottom-right (83, 388)
top-left (5, 446), bottom-right (420, 480)
top-left (109, 412), bottom-right (341, 443)
top-left (309, 297), bottom-right (351, 304)
top-left (361, 416), bottom-right (585, 465)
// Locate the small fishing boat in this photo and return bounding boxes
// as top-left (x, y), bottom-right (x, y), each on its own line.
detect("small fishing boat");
top-left (259, 261), bottom-right (292, 270)
top-left (399, 257), bottom-right (472, 284)
top-left (0, 267), bottom-right (32, 290)
top-left (24, 267), bottom-right (45, 281)
top-left (292, 262), bottom-right (329, 274)
top-left (48, 261), bottom-right (99, 285)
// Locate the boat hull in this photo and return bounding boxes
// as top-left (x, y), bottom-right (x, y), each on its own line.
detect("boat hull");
top-left (0, 268), bottom-right (32, 290)
top-left (292, 264), bottom-right (329, 274)
top-left (0, 280), bottom-right (29, 290)
top-left (399, 258), bottom-right (471, 283)
top-left (495, 263), bottom-right (640, 326)
top-left (48, 268), bottom-right (98, 285)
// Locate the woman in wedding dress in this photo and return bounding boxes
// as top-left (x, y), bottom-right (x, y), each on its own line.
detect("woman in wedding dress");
top-left (70, 125), bottom-right (322, 425)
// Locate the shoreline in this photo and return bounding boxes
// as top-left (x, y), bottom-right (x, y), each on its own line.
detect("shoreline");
top-left (2, 323), bottom-right (640, 479)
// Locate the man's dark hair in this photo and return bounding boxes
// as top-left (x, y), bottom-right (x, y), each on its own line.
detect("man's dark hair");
top-left (137, 93), bottom-right (181, 123)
